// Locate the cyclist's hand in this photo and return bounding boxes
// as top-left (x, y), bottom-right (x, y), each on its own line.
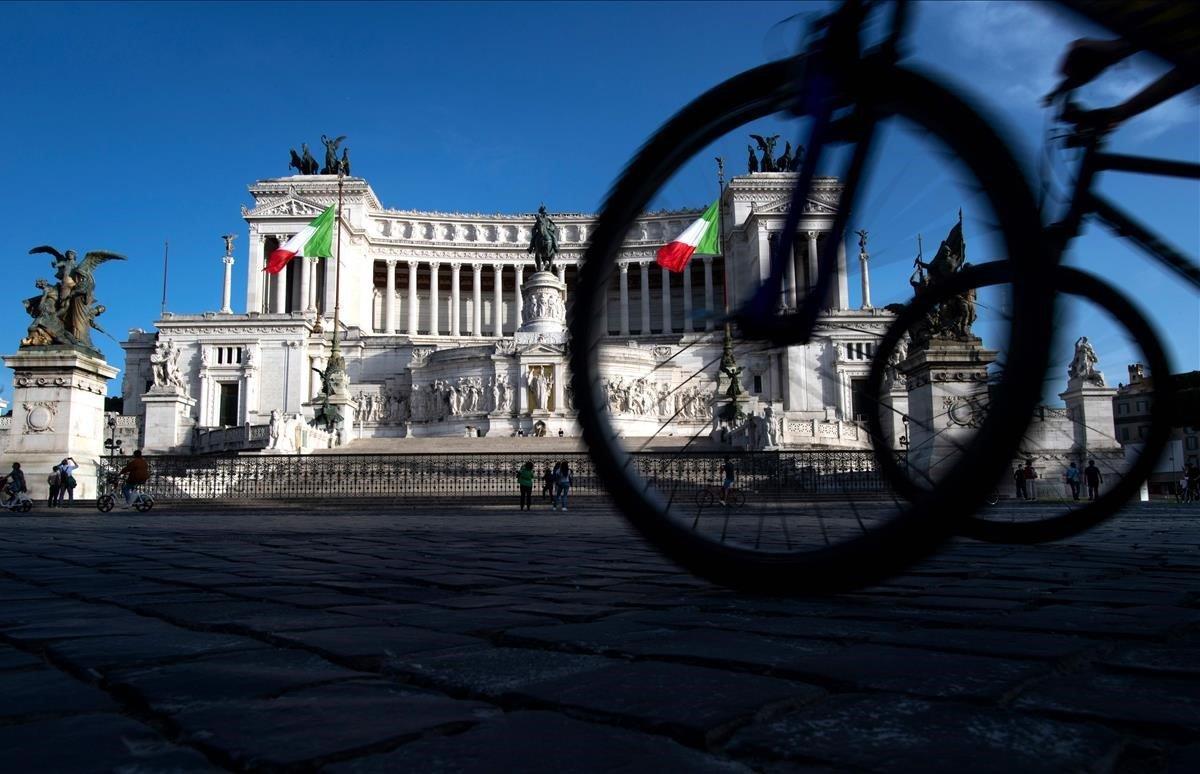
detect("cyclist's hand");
top-left (1043, 38), bottom-right (1132, 105)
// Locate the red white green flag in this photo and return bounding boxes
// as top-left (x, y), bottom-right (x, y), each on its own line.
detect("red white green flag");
top-left (266, 206), bottom-right (335, 274)
top-left (655, 199), bottom-right (720, 273)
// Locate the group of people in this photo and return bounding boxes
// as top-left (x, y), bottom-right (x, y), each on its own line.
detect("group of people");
top-left (516, 461), bottom-right (573, 511)
top-left (1013, 459), bottom-right (1104, 501)
top-left (46, 457), bottom-right (78, 507)
top-left (0, 451), bottom-right (151, 511)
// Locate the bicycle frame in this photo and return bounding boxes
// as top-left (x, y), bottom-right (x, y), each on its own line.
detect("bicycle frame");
top-left (740, 0), bottom-right (911, 346)
top-left (1055, 122), bottom-right (1200, 288)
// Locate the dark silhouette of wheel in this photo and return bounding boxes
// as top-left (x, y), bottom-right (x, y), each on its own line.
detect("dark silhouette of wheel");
top-left (571, 58), bottom-right (1052, 592)
top-left (97, 495), bottom-right (115, 513)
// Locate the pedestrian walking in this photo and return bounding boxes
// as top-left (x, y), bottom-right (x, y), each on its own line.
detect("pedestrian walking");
top-left (542, 465), bottom-right (557, 502)
top-left (1023, 460), bottom-right (1038, 501)
top-left (1064, 461), bottom-right (1081, 501)
top-left (1179, 471), bottom-right (1190, 503)
top-left (517, 461), bottom-right (534, 511)
top-left (1187, 464), bottom-right (1200, 503)
top-left (1084, 459), bottom-right (1103, 500)
top-left (47, 467), bottom-right (61, 508)
top-left (55, 457), bottom-right (78, 506)
top-left (555, 461), bottom-right (572, 511)
top-left (1012, 466), bottom-right (1027, 501)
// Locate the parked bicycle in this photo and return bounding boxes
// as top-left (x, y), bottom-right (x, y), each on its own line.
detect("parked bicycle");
top-left (571, 0), bottom-right (1195, 592)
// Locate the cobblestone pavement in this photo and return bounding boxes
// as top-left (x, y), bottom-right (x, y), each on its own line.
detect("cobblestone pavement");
top-left (0, 500), bottom-right (1197, 772)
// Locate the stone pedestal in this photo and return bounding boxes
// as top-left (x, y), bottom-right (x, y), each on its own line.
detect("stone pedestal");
top-left (902, 337), bottom-right (997, 484)
top-left (1060, 376), bottom-right (1120, 452)
top-left (142, 387), bottom-right (196, 454)
top-left (514, 271), bottom-right (567, 346)
top-left (2, 348), bottom-right (119, 500)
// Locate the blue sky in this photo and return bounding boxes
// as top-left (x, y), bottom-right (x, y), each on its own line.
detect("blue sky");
top-left (0, 1), bottom-right (1196, 403)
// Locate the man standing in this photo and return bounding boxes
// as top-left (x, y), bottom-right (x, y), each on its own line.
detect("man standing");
top-left (1013, 466), bottom-right (1027, 501)
top-left (1084, 459), bottom-right (1103, 501)
top-left (1023, 460), bottom-right (1039, 501)
top-left (1064, 461), bottom-right (1082, 501)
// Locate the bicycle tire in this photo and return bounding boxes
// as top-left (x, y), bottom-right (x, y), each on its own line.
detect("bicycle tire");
top-left (97, 495), bottom-right (115, 513)
top-left (571, 59), bottom-right (1051, 592)
top-left (733, 490), bottom-right (747, 508)
top-left (697, 490), bottom-right (715, 508)
top-left (866, 262), bottom-right (1174, 543)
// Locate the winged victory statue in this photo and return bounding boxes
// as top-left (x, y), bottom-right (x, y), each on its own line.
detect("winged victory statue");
top-left (21, 245), bottom-right (126, 355)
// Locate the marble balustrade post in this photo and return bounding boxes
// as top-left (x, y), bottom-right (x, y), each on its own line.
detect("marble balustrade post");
top-left (450, 263), bottom-right (461, 337)
top-left (407, 260), bottom-right (419, 335)
top-left (639, 261), bottom-right (651, 335)
top-left (384, 259), bottom-right (397, 333)
top-left (619, 263), bottom-right (630, 336)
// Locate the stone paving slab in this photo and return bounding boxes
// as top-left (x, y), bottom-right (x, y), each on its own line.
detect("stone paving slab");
top-left (0, 502), bottom-right (1197, 772)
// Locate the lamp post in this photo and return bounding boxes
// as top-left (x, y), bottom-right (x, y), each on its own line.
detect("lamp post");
top-left (899, 414), bottom-right (910, 475)
top-left (104, 415), bottom-right (123, 460)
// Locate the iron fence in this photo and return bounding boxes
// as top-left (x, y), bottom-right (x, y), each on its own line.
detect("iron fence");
top-left (97, 450), bottom-right (897, 502)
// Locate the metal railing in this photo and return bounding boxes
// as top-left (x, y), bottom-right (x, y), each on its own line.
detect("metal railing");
top-left (96, 450), bottom-right (896, 502)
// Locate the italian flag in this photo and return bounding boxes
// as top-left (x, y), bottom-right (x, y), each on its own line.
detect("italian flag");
top-left (266, 206), bottom-right (335, 274)
top-left (655, 199), bottom-right (720, 273)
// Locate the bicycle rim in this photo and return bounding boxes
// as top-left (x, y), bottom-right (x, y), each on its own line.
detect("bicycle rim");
top-left (571, 59), bottom-right (1051, 592)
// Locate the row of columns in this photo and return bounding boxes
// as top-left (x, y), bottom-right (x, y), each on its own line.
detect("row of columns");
top-left (616, 256), bottom-right (718, 336)
top-left (779, 231), bottom-right (842, 310)
top-left (381, 260), bottom-right (533, 337)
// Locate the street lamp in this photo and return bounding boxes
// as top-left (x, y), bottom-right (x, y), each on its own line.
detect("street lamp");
top-left (104, 414), bottom-right (123, 460)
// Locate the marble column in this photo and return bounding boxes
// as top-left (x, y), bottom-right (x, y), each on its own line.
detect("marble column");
top-left (859, 248), bottom-right (872, 310)
top-left (472, 262), bottom-right (483, 336)
top-left (836, 237), bottom-right (849, 310)
top-left (220, 255), bottom-right (234, 314)
top-left (272, 252), bottom-right (288, 314)
top-left (493, 264), bottom-right (504, 337)
top-left (556, 264), bottom-right (567, 317)
top-left (807, 231), bottom-right (819, 293)
top-left (246, 231), bottom-right (264, 314)
top-left (703, 256), bottom-right (715, 332)
top-left (619, 263), bottom-right (630, 336)
top-left (638, 261), bottom-right (651, 335)
top-left (660, 267), bottom-right (672, 334)
top-left (297, 253), bottom-right (311, 316)
top-left (429, 262), bottom-right (441, 335)
top-left (682, 264), bottom-right (693, 333)
top-left (784, 237), bottom-right (798, 309)
top-left (601, 278), bottom-right (610, 334)
top-left (450, 263), bottom-right (461, 337)
top-left (384, 259), bottom-right (397, 334)
top-left (514, 264), bottom-right (524, 329)
top-left (407, 260), bottom-right (419, 335)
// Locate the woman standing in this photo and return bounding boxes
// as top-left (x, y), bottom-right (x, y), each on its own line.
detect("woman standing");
top-left (555, 461), bottom-right (572, 512)
top-left (517, 461), bottom-right (534, 511)
top-left (56, 457), bottom-right (78, 506)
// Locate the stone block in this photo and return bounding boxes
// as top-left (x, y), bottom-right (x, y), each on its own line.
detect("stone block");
top-left (0, 714), bottom-right (212, 771)
top-left (513, 660), bottom-right (823, 746)
top-left (171, 680), bottom-right (494, 767)
top-left (1014, 672), bottom-right (1200, 731)
top-left (727, 694), bottom-right (1122, 773)
top-left (327, 711), bottom-right (750, 773)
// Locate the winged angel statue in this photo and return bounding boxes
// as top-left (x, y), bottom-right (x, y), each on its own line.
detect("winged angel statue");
top-left (21, 245), bottom-right (125, 355)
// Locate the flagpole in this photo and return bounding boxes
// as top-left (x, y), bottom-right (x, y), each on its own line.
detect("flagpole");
top-left (332, 171), bottom-right (344, 353)
top-left (160, 240), bottom-right (169, 317)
